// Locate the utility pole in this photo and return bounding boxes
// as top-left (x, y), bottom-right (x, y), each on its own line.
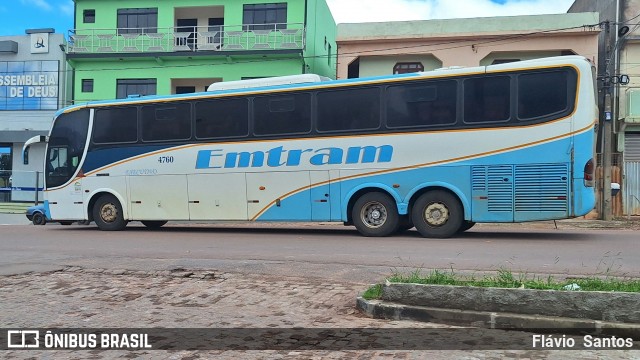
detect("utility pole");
top-left (603, 93), bottom-right (613, 221)
top-left (602, 20), bottom-right (613, 221)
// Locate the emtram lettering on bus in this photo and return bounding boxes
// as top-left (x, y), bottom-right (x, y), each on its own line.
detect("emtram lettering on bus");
top-left (195, 145), bottom-right (394, 169)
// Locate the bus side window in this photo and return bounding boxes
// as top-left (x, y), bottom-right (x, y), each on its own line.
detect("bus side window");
top-left (141, 103), bottom-right (191, 142)
top-left (317, 87), bottom-right (380, 132)
top-left (93, 107), bottom-right (138, 144)
top-left (195, 98), bottom-right (249, 139)
top-left (518, 70), bottom-right (569, 120)
top-left (254, 93), bottom-right (311, 136)
top-left (464, 76), bottom-right (510, 123)
top-left (387, 80), bottom-right (456, 128)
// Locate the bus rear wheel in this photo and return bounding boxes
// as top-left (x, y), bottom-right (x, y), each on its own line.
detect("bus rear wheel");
top-left (93, 194), bottom-right (127, 231)
top-left (141, 221), bottom-right (168, 229)
top-left (352, 192), bottom-right (399, 237)
top-left (411, 190), bottom-right (463, 238)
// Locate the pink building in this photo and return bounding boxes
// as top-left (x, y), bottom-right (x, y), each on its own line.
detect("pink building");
top-left (336, 12), bottom-right (600, 79)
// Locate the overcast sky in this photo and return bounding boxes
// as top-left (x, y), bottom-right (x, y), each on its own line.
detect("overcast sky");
top-left (326, 0), bottom-right (575, 24)
top-left (0, 0), bottom-right (576, 36)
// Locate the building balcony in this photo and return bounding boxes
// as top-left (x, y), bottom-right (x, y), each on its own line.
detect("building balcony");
top-left (66, 23), bottom-right (305, 55)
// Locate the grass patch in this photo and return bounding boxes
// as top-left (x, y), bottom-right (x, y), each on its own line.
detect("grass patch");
top-left (362, 284), bottom-right (383, 300)
top-left (386, 268), bottom-right (640, 293)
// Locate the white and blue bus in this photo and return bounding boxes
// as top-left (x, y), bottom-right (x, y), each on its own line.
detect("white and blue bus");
top-left (23, 55), bottom-right (597, 238)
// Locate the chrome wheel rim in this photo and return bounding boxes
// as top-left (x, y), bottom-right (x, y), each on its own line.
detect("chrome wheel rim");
top-left (360, 201), bottom-right (387, 229)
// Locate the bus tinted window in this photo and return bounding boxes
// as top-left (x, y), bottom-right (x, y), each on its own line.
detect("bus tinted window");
top-left (518, 71), bottom-right (569, 120)
top-left (195, 98), bottom-right (249, 139)
top-left (464, 76), bottom-right (511, 123)
top-left (387, 80), bottom-right (457, 128)
top-left (254, 93), bottom-right (311, 136)
top-left (141, 103), bottom-right (191, 142)
top-left (317, 87), bottom-right (381, 132)
top-left (93, 107), bottom-right (138, 144)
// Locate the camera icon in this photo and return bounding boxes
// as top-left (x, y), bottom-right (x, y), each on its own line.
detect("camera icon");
top-left (7, 330), bottom-right (40, 348)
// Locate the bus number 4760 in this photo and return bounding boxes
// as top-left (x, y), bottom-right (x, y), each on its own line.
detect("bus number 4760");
top-left (158, 156), bottom-right (174, 164)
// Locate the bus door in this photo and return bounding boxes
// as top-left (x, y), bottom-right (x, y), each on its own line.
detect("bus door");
top-left (46, 146), bottom-right (85, 220)
top-left (310, 171), bottom-right (331, 221)
top-left (187, 173), bottom-right (248, 220)
top-left (246, 171), bottom-right (311, 221)
top-left (128, 175), bottom-right (189, 220)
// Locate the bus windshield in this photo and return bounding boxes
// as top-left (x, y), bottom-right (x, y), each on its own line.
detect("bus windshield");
top-left (46, 109), bottom-right (89, 188)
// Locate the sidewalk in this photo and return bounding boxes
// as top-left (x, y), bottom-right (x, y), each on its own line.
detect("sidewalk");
top-left (1, 267), bottom-right (636, 358)
top-left (470, 217), bottom-right (640, 230)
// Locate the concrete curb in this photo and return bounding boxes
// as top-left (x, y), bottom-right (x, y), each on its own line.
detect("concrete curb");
top-left (356, 283), bottom-right (640, 336)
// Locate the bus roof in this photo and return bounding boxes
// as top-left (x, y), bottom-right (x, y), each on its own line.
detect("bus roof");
top-left (206, 74), bottom-right (332, 92)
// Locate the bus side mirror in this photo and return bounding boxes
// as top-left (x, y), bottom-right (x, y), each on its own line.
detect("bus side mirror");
top-left (22, 135), bottom-right (48, 165)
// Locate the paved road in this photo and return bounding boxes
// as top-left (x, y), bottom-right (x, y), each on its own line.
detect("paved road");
top-left (1, 216), bottom-right (639, 280)
top-left (2, 216), bottom-right (640, 358)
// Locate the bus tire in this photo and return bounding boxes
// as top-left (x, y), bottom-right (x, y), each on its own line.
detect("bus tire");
top-left (352, 192), bottom-right (399, 237)
top-left (141, 220), bottom-right (168, 229)
top-left (458, 221), bottom-right (476, 233)
top-left (412, 190), bottom-right (463, 238)
top-left (93, 194), bottom-right (127, 231)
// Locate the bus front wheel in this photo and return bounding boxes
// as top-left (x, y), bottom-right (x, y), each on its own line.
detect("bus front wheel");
top-left (352, 192), bottom-right (399, 237)
top-left (412, 190), bottom-right (463, 238)
top-left (93, 194), bottom-right (127, 231)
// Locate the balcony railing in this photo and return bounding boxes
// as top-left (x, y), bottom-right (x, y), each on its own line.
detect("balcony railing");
top-left (67, 23), bottom-right (305, 54)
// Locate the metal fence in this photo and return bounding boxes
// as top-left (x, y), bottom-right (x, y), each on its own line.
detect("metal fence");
top-left (68, 23), bottom-right (306, 54)
top-left (624, 161), bottom-right (640, 215)
top-left (0, 170), bottom-right (43, 204)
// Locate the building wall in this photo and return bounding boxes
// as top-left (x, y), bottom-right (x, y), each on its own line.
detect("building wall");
top-left (74, 0), bottom-right (306, 31)
top-left (568, 0), bottom-right (616, 71)
top-left (336, 13), bottom-right (600, 79)
top-left (0, 31), bottom-right (70, 202)
top-left (304, 0), bottom-right (337, 78)
top-left (73, 57), bottom-right (305, 102)
top-left (71, 0), bottom-right (336, 103)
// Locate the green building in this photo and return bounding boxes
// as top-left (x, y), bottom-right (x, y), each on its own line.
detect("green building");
top-left (68, 0), bottom-right (336, 102)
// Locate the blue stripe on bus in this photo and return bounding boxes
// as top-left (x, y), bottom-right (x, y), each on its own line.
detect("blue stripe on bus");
top-left (256, 133), bottom-right (596, 222)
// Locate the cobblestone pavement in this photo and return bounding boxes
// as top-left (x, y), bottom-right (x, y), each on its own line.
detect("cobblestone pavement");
top-left (1, 267), bottom-right (638, 359)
